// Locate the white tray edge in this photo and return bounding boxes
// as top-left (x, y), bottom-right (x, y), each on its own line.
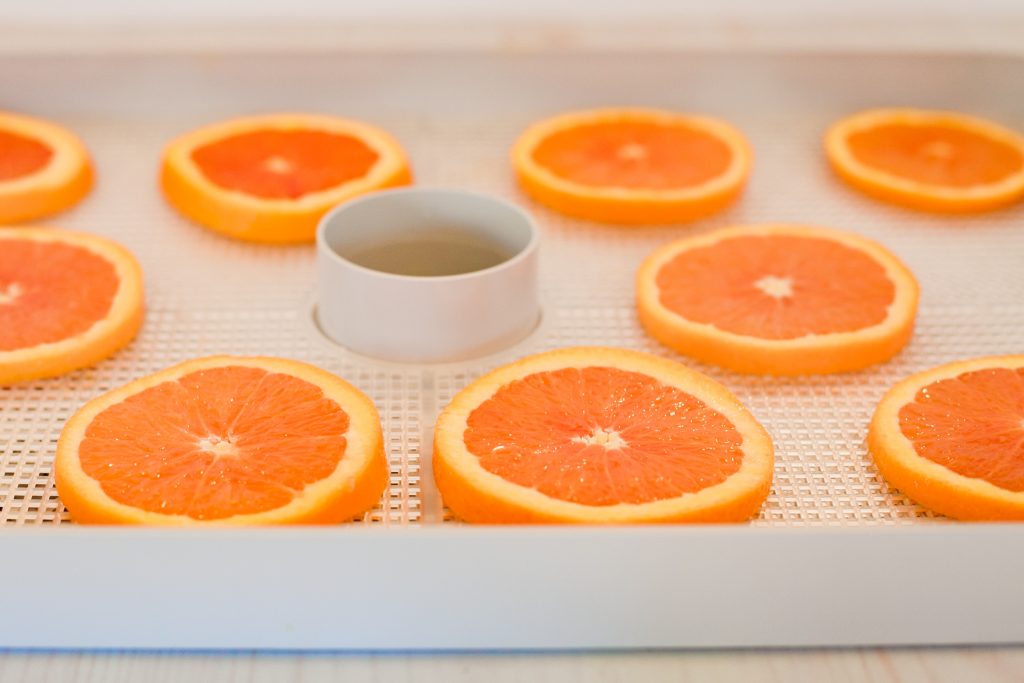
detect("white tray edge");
top-left (7, 524), bottom-right (1023, 650)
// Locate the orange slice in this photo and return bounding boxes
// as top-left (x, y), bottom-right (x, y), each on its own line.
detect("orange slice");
top-left (160, 113), bottom-right (413, 244)
top-left (0, 227), bottom-right (143, 384)
top-left (433, 347), bottom-right (773, 524)
top-left (869, 356), bottom-right (1024, 520)
top-left (0, 111), bottom-right (93, 223)
top-left (512, 108), bottom-right (752, 225)
top-left (636, 224), bottom-right (919, 375)
top-left (825, 108), bottom-right (1024, 213)
top-left (55, 356), bottom-right (387, 525)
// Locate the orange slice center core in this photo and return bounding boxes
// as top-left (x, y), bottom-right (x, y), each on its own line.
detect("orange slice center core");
top-left (898, 366), bottom-right (1024, 492)
top-left (753, 275), bottom-right (794, 299)
top-left (79, 366), bottom-right (352, 520)
top-left (573, 427), bottom-right (628, 450)
top-left (532, 120), bottom-right (732, 190)
top-left (847, 123), bottom-right (1024, 188)
top-left (197, 435), bottom-right (240, 458)
top-left (0, 282), bottom-right (24, 305)
top-left (191, 128), bottom-right (380, 200)
top-left (0, 240), bottom-right (119, 352)
top-left (0, 129), bottom-right (53, 181)
top-left (463, 366), bottom-right (744, 506)
top-left (655, 234), bottom-right (895, 340)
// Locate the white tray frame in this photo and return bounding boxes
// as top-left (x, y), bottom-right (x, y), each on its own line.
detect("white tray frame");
top-left (0, 49), bottom-right (1022, 651)
top-left (7, 525), bottom-right (1024, 650)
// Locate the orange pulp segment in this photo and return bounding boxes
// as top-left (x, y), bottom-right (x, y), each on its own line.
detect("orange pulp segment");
top-left (465, 366), bottom-right (744, 506)
top-left (55, 356), bottom-right (387, 525)
top-left (0, 239), bottom-right (118, 351)
top-left (0, 129), bottom-right (53, 181)
top-left (191, 129), bottom-right (380, 200)
top-left (532, 120), bottom-right (733, 191)
top-left (848, 124), bottom-right (1023, 189)
top-left (825, 108), bottom-right (1024, 213)
top-left (513, 108), bottom-right (752, 224)
top-left (0, 111), bottom-right (93, 223)
top-left (636, 224), bottom-right (919, 375)
top-left (869, 356), bottom-right (1024, 520)
top-left (434, 347), bottom-right (773, 523)
top-left (0, 227), bottom-right (143, 384)
top-left (161, 113), bottom-right (413, 244)
top-left (900, 366), bottom-right (1024, 491)
top-left (655, 234), bottom-right (894, 339)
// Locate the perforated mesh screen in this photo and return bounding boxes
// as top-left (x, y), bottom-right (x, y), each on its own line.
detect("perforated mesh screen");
top-left (1, 53), bottom-right (1021, 526)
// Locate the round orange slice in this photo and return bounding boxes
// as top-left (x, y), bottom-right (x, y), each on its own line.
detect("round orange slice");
top-left (512, 108), bottom-right (752, 225)
top-left (55, 356), bottom-right (387, 525)
top-left (869, 356), bottom-right (1024, 520)
top-left (825, 108), bottom-right (1024, 213)
top-left (636, 224), bottom-right (920, 375)
top-left (0, 111), bottom-right (93, 223)
top-left (0, 227), bottom-right (143, 384)
top-left (433, 347), bottom-right (774, 524)
top-left (160, 113), bottom-right (413, 244)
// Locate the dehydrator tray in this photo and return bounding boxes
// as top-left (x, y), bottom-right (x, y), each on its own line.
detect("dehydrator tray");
top-left (1, 51), bottom-right (1023, 650)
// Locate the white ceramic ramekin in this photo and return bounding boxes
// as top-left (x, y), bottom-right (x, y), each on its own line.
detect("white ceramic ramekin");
top-left (316, 188), bottom-right (540, 363)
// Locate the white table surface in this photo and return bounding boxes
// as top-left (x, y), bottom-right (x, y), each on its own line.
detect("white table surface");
top-left (2, 647), bottom-right (1024, 682)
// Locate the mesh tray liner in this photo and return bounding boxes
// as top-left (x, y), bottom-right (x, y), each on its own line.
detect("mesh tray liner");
top-left (1, 52), bottom-right (1021, 527)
